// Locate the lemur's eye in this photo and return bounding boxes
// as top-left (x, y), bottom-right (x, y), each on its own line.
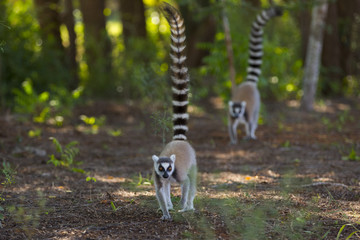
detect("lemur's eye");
top-left (167, 167), bottom-right (172, 171)
top-left (159, 166), bottom-right (164, 171)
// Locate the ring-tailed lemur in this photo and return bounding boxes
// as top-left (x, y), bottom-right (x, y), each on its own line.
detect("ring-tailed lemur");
top-left (152, 2), bottom-right (197, 221)
top-left (228, 7), bottom-right (282, 144)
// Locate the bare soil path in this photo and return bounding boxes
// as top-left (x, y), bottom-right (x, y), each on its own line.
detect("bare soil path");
top-left (0, 98), bottom-right (359, 239)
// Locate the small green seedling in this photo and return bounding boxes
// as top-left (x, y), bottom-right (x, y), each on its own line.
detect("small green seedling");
top-left (336, 222), bottom-right (360, 240)
top-left (86, 177), bottom-right (97, 183)
top-left (28, 129), bottom-right (42, 138)
top-left (342, 146), bottom-right (360, 161)
top-left (48, 137), bottom-right (82, 171)
top-left (0, 205), bottom-right (4, 222)
top-left (110, 201), bottom-right (121, 212)
top-left (107, 129), bottom-right (122, 137)
top-left (79, 115), bottom-right (106, 134)
top-left (137, 173), bottom-right (153, 186)
top-left (282, 140), bottom-right (291, 148)
top-left (151, 110), bottom-right (172, 146)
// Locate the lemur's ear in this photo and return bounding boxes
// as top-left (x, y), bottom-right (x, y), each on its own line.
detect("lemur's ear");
top-left (241, 101), bottom-right (246, 107)
top-left (228, 101), bottom-right (233, 107)
top-left (170, 154), bottom-right (176, 162)
top-left (152, 155), bottom-right (159, 162)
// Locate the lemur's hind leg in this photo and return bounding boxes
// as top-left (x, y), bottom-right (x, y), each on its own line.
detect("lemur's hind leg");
top-left (186, 165), bottom-right (197, 211)
top-left (179, 178), bottom-right (190, 211)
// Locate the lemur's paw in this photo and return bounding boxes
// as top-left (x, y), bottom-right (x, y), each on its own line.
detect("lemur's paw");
top-left (243, 136), bottom-right (256, 140)
top-left (161, 215), bottom-right (172, 221)
top-left (179, 207), bottom-right (195, 212)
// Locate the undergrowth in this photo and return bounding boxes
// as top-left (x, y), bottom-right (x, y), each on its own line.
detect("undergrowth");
top-left (0, 161), bottom-right (17, 227)
top-left (47, 137), bottom-right (83, 173)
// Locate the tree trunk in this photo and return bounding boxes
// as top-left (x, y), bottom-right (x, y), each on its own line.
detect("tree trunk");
top-left (321, 0), bottom-right (359, 96)
top-left (79, 0), bottom-right (113, 96)
top-left (221, 0), bottom-right (236, 95)
top-left (301, 1), bottom-right (328, 111)
top-left (62, 0), bottom-right (78, 90)
top-left (119, 0), bottom-right (147, 48)
top-left (244, 0), bottom-right (261, 8)
top-left (320, 1), bottom-right (341, 95)
top-left (337, 0), bottom-right (357, 77)
top-left (294, 3), bottom-right (312, 64)
top-left (179, 0), bottom-right (216, 68)
top-left (34, 0), bottom-right (63, 50)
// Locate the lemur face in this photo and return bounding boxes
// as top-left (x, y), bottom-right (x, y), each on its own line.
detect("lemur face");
top-left (229, 101), bottom-right (246, 119)
top-left (152, 155), bottom-right (176, 179)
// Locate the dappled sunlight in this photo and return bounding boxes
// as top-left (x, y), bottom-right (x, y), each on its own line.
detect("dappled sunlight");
top-left (210, 97), bottom-right (225, 110)
top-left (1, 0), bottom-right (359, 238)
top-left (200, 172), bottom-right (276, 186)
top-left (287, 100), bottom-right (300, 108)
top-left (314, 101), bottom-right (351, 114)
top-left (188, 105), bottom-right (206, 117)
top-left (114, 189), bottom-right (154, 198)
top-left (214, 149), bottom-right (257, 161)
top-left (107, 21), bottom-right (122, 38)
top-left (93, 174), bottom-right (127, 184)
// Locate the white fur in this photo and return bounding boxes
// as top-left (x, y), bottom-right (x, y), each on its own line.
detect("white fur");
top-left (171, 27), bottom-right (185, 35)
top-left (170, 66), bottom-right (188, 74)
top-left (250, 44), bottom-right (263, 50)
top-left (172, 100), bottom-right (188, 106)
top-left (152, 155), bottom-right (159, 162)
top-left (170, 44), bottom-right (186, 53)
top-left (172, 87), bottom-right (189, 95)
top-left (173, 134), bottom-right (187, 139)
top-left (257, 15), bottom-right (267, 25)
top-left (170, 54), bottom-right (187, 64)
top-left (251, 28), bottom-right (264, 36)
top-left (247, 67), bottom-right (262, 75)
top-left (171, 76), bottom-right (189, 85)
top-left (248, 59), bottom-right (262, 65)
top-left (173, 113), bottom-right (189, 120)
top-left (249, 50), bottom-right (263, 57)
top-left (246, 75), bottom-right (259, 82)
top-left (250, 35), bottom-right (262, 43)
top-left (173, 125), bottom-right (188, 131)
top-left (252, 21), bottom-right (261, 30)
top-left (171, 35), bottom-right (186, 44)
top-left (261, 11), bottom-right (270, 21)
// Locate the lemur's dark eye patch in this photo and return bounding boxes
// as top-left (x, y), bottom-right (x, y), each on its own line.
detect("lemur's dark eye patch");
top-left (167, 166), bottom-right (172, 171)
top-left (159, 166), bottom-right (164, 171)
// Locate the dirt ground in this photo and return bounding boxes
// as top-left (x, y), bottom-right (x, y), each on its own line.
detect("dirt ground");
top-left (0, 97), bottom-right (359, 239)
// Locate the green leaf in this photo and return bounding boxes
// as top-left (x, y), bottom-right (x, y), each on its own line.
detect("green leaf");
top-left (110, 201), bottom-right (116, 211)
top-left (72, 168), bottom-right (86, 174)
top-left (86, 177), bottom-right (97, 182)
top-left (346, 231), bottom-right (360, 240)
top-left (336, 224), bottom-right (348, 240)
top-left (50, 137), bottom-right (63, 154)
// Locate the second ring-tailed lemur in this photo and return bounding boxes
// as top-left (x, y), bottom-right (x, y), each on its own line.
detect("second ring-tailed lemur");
top-left (229, 7), bottom-right (282, 144)
top-left (152, 2), bottom-right (197, 221)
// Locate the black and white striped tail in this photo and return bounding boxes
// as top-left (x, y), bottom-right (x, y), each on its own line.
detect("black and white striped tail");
top-left (161, 2), bottom-right (189, 141)
top-left (246, 7), bottom-right (282, 83)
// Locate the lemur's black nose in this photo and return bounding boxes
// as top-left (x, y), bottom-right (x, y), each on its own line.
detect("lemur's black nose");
top-left (163, 173), bottom-right (169, 178)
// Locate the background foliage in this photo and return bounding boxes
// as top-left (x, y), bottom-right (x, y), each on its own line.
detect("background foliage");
top-left (0, 0), bottom-right (359, 116)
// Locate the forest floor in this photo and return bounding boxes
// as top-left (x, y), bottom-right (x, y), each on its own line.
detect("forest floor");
top-left (0, 97), bottom-right (359, 240)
